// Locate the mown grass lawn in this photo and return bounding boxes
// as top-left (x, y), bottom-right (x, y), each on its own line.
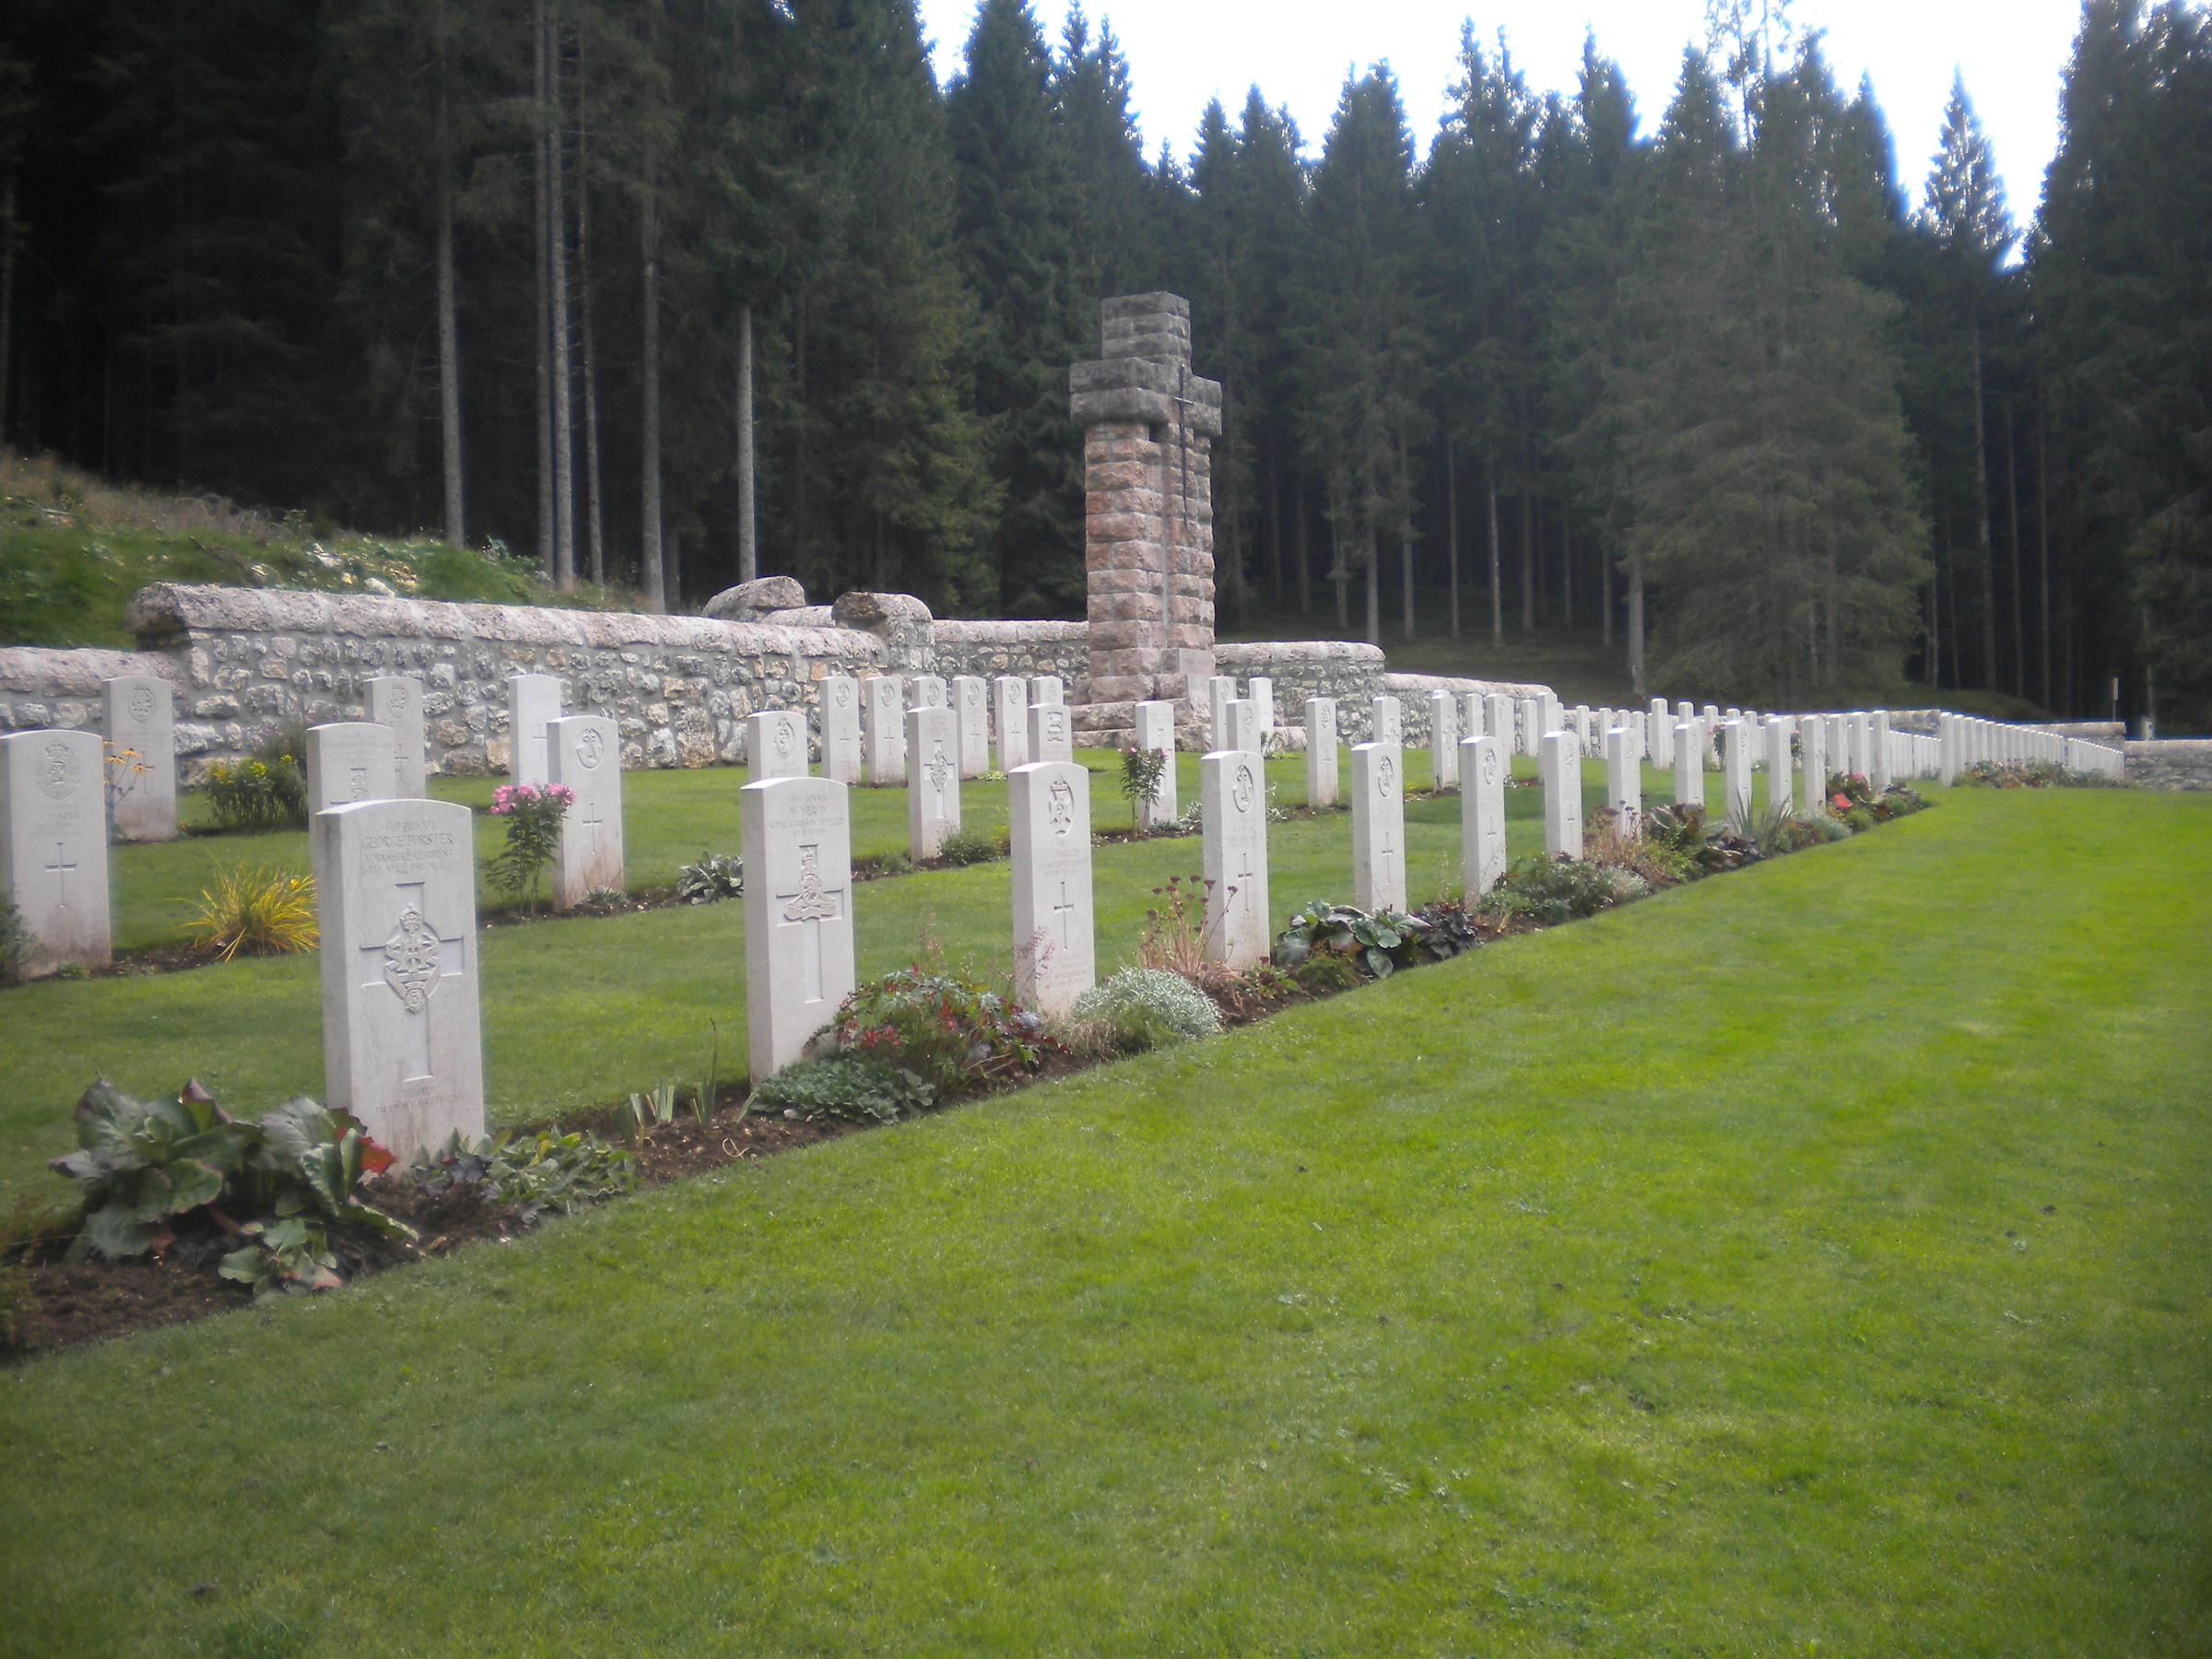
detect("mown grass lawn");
top-left (5, 747), bottom-right (1790, 1206)
top-left (0, 784), bottom-right (2205, 1656)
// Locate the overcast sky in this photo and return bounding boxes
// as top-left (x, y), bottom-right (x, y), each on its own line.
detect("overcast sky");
top-left (913, 0), bottom-right (2083, 235)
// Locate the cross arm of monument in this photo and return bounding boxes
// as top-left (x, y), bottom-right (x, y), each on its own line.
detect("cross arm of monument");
top-left (1068, 358), bottom-right (1223, 437)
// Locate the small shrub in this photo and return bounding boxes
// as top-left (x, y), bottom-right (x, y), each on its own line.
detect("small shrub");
top-left (582, 886), bottom-right (626, 908)
top-left (1482, 855), bottom-right (1630, 925)
top-left (1069, 967), bottom-right (1221, 1052)
top-left (750, 1055), bottom-right (935, 1124)
top-left (935, 829), bottom-right (1000, 866)
top-left (1408, 897), bottom-right (1485, 960)
top-left (0, 894), bottom-right (27, 986)
top-left (177, 865), bottom-right (318, 959)
top-left (835, 967), bottom-right (1053, 1094)
top-left (1135, 874), bottom-right (1210, 976)
top-left (677, 852), bottom-right (744, 903)
top-left (1119, 745), bottom-right (1170, 826)
top-left (1291, 953), bottom-right (1362, 994)
top-left (486, 782), bottom-right (572, 908)
top-left (202, 756), bottom-right (308, 832)
top-left (408, 1126), bottom-right (634, 1225)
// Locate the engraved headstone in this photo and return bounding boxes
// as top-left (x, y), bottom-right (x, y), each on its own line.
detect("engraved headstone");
top-left (306, 723), bottom-right (399, 896)
top-left (1370, 694), bottom-right (1403, 747)
top-left (1674, 720), bottom-right (1702, 808)
top-left (1763, 716), bottom-right (1794, 812)
top-left (741, 776), bottom-right (854, 1079)
top-left (0, 729), bottom-right (111, 975)
top-left (1723, 718), bottom-right (1754, 831)
top-left (1201, 748), bottom-right (1271, 968)
top-left (1870, 710), bottom-right (1892, 791)
top-left (1029, 700), bottom-right (1075, 764)
top-left (1541, 730), bottom-right (1583, 859)
top-left (1800, 717), bottom-right (1830, 814)
top-left (507, 674), bottom-right (561, 785)
top-left (747, 708), bottom-right (809, 781)
top-left (1461, 692), bottom-right (1486, 743)
top-left (1209, 676), bottom-right (1238, 749)
top-left (1517, 698), bottom-right (1542, 758)
top-left (863, 675), bottom-right (905, 785)
top-left (993, 677), bottom-right (1030, 775)
top-left (1030, 676), bottom-right (1065, 707)
top-left (953, 676), bottom-right (990, 778)
top-left (104, 675), bottom-right (177, 841)
top-left (1305, 697), bottom-right (1339, 807)
top-left (1701, 703), bottom-right (1722, 765)
top-left (1248, 677), bottom-right (1276, 744)
top-left (548, 715), bottom-right (624, 909)
top-left (319, 797), bottom-right (485, 1156)
top-left (1649, 697), bottom-right (1670, 728)
top-left (1430, 690), bottom-right (1460, 790)
top-left (1460, 734), bottom-right (1506, 897)
top-left (1350, 742), bottom-right (1406, 912)
top-left (906, 707), bottom-right (960, 858)
top-left (1009, 760), bottom-right (1095, 1014)
top-left (1486, 694), bottom-right (1514, 759)
top-left (1224, 699), bottom-right (1261, 759)
top-left (820, 675), bottom-right (862, 785)
top-left (1606, 726), bottom-right (1640, 839)
top-left (367, 675), bottom-right (429, 799)
top-left (911, 676), bottom-right (948, 711)
top-left (1132, 700), bottom-right (1179, 829)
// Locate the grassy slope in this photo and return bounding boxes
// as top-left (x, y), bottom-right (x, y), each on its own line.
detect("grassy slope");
top-left (1, 787), bottom-right (2206, 1655)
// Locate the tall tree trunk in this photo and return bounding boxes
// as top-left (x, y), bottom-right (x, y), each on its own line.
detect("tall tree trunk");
top-left (547, 0), bottom-right (575, 590)
top-left (2036, 394), bottom-right (2053, 712)
top-left (1560, 515), bottom-right (1573, 631)
top-left (1486, 473), bottom-right (1502, 648)
top-left (1294, 472), bottom-right (1310, 614)
top-left (638, 40), bottom-right (665, 613)
top-left (1444, 431), bottom-right (1459, 640)
top-left (1518, 485), bottom-right (1535, 635)
top-left (1364, 524), bottom-right (1381, 648)
top-left (1971, 313), bottom-right (1997, 688)
top-left (576, 70), bottom-right (605, 587)
top-left (736, 303), bottom-right (757, 582)
top-left (2004, 401), bottom-right (2026, 700)
top-left (0, 175), bottom-right (18, 450)
top-left (1397, 433), bottom-right (1414, 643)
top-left (1627, 552), bottom-right (1646, 698)
top-left (433, 25), bottom-right (465, 549)
top-left (1266, 445), bottom-right (1283, 608)
top-left (1600, 538), bottom-right (1612, 651)
top-left (532, 0), bottom-right (554, 574)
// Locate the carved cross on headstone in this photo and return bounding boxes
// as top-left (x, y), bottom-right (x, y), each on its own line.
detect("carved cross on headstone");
top-left (359, 881), bottom-right (466, 1081)
top-left (778, 841), bottom-right (843, 1004)
top-left (575, 800), bottom-right (606, 853)
top-left (44, 841), bottom-right (76, 909)
top-left (1052, 879), bottom-right (1077, 947)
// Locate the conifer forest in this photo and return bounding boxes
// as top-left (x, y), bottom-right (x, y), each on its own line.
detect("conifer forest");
top-left (1, 0), bottom-right (2208, 724)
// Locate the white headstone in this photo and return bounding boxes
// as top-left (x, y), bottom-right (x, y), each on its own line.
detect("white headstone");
top-left (1430, 691), bottom-right (1460, 789)
top-left (1870, 711), bottom-right (1892, 792)
top-left (307, 722), bottom-right (401, 898)
top-left (1132, 700), bottom-right (1179, 829)
top-left (1029, 700), bottom-right (1075, 764)
top-left (1763, 716), bottom-right (1794, 812)
top-left (548, 715), bottom-right (624, 908)
top-left (1800, 718), bottom-right (1829, 815)
top-left (1030, 675), bottom-right (1065, 706)
top-left (1305, 697), bottom-right (1339, 807)
top-left (1460, 735), bottom-right (1507, 897)
top-left (1674, 720), bottom-right (1702, 809)
top-left (1606, 727), bottom-right (1640, 839)
top-left (319, 796), bottom-right (485, 1157)
top-left (820, 676), bottom-right (862, 785)
top-left (104, 675), bottom-right (177, 841)
top-left (993, 677), bottom-right (1030, 775)
top-left (1540, 690), bottom-right (1562, 737)
top-left (366, 675), bottom-right (428, 800)
top-left (1517, 698), bottom-right (1542, 758)
top-left (1540, 730), bottom-right (1583, 859)
top-left (1008, 760), bottom-right (1095, 1014)
top-left (1224, 699), bottom-right (1261, 759)
top-left (1370, 694), bottom-right (1403, 747)
top-left (741, 776), bottom-right (854, 1079)
top-left (911, 676), bottom-right (948, 711)
top-left (1486, 693), bottom-right (1514, 757)
top-left (1723, 718), bottom-right (1754, 831)
top-left (906, 707), bottom-right (960, 858)
top-left (863, 675), bottom-right (905, 785)
top-left (507, 674), bottom-right (561, 785)
top-left (0, 729), bottom-right (111, 975)
top-left (747, 709), bottom-right (809, 781)
top-left (1677, 700), bottom-right (1695, 724)
top-left (953, 677), bottom-right (990, 778)
top-left (1350, 742), bottom-right (1406, 912)
top-left (1208, 676), bottom-right (1238, 748)
top-left (1248, 677), bottom-right (1276, 743)
top-left (1701, 704), bottom-right (1722, 765)
top-left (1460, 692), bottom-right (1485, 743)
top-left (1201, 748), bottom-right (1271, 968)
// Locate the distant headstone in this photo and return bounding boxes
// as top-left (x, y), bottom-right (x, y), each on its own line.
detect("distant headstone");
top-left (911, 676), bottom-right (948, 711)
top-left (1029, 700), bottom-right (1075, 764)
top-left (507, 674), bottom-right (561, 785)
top-left (1224, 699), bottom-right (1261, 759)
top-left (1370, 695), bottom-right (1403, 747)
top-left (1030, 676), bottom-right (1065, 707)
top-left (1201, 748), bottom-right (1271, 968)
top-left (1800, 718), bottom-right (1829, 814)
top-left (1430, 691), bottom-right (1460, 790)
top-left (1350, 742), bottom-right (1406, 912)
top-left (367, 675), bottom-right (428, 800)
top-left (993, 677), bottom-right (1030, 775)
top-left (1674, 721), bottom-right (1702, 808)
top-left (820, 676), bottom-right (862, 784)
top-left (741, 776), bottom-right (854, 1079)
top-left (548, 715), bottom-right (623, 909)
top-left (906, 707), bottom-right (960, 859)
top-left (104, 675), bottom-right (177, 841)
top-left (1763, 717), bottom-right (1794, 811)
top-left (953, 677), bottom-right (990, 778)
top-left (1677, 700), bottom-right (1695, 724)
top-left (318, 796), bottom-right (485, 1157)
top-left (1520, 698), bottom-right (1547, 759)
top-left (1723, 718), bottom-right (1753, 832)
top-left (307, 722), bottom-right (401, 898)
top-left (1486, 694), bottom-right (1513, 759)
top-left (1209, 676), bottom-right (1237, 748)
top-left (747, 709), bottom-right (809, 780)
top-left (1460, 734), bottom-right (1507, 897)
top-left (1540, 730), bottom-right (1583, 859)
top-left (1132, 700), bottom-right (1179, 829)
top-left (1606, 726), bottom-right (1640, 839)
top-left (1870, 711), bottom-right (1893, 791)
top-left (863, 675), bottom-right (904, 785)
top-left (1008, 760), bottom-right (1095, 1014)
top-left (1540, 690), bottom-right (1562, 737)
top-left (1460, 693), bottom-right (1485, 743)
top-left (1305, 697), bottom-right (1339, 807)
top-left (0, 729), bottom-right (112, 976)
top-left (1701, 703), bottom-right (1722, 765)
top-left (1248, 677), bottom-right (1276, 744)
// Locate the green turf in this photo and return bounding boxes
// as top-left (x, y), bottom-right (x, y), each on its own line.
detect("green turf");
top-left (0, 786), bottom-right (2204, 1655)
top-left (3, 750), bottom-right (1803, 1209)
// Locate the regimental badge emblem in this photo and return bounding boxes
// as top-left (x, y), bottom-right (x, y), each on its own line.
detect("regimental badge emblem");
top-left (926, 740), bottom-right (953, 796)
top-left (38, 737), bottom-right (77, 800)
top-left (1047, 775), bottom-right (1074, 830)
top-left (382, 907), bottom-right (444, 1013)
top-left (782, 843), bottom-right (838, 922)
top-left (128, 687), bottom-right (156, 724)
top-left (771, 718), bottom-right (794, 758)
top-left (1231, 762), bottom-right (1256, 815)
top-left (1379, 753), bottom-right (1395, 794)
top-left (579, 726), bottom-right (606, 769)
top-left (1482, 746), bottom-right (1500, 785)
top-left (387, 683), bottom-right (411, 714)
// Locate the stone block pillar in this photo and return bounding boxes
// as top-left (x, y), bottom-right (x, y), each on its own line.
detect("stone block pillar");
top-left (1070, 292), bottom-right (1222, 748)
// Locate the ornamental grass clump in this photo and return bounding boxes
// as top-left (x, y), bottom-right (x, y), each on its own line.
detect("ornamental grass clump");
top-left (1069, 968), bottom-right (1221, 1053)
top-left (487, 782), bottom-right (573, 909)
top-left (176, 865), bottom-right (318, 959)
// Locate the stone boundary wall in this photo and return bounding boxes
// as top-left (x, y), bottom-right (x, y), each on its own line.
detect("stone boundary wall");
top-left (2124, 739), bottom-right (2212, 790)
top-left (120, 583), bottom-right (882, 777)
top-left (0, 647), bottom-right (180, 744)
top-left (930, 619), bottom-right (1090, 686)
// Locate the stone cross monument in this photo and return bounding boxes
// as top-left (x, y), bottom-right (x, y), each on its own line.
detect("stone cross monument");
top-left (1069, 292), bottom-right (1223, 749)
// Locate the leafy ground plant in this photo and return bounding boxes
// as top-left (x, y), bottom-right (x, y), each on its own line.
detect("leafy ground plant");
top-left (677, 852), bottom-right (744, 903)
top-left (1482, 854), bottom-right (1644, 925)
top-left (486, 782), bottom-right (573, 909)
top-left (1068, 967), bottom-right (1222, 1053)
top-left (1274, 899), bottom-right (1433, 979)
top-left (201, 751), bottom-right (308, 833)
top-left (176, 865), bottom-right (318, 959)
top-left (408, 1127), bottom-right (634, 1226)
top-left (750, 1055), bottom-right (935, 1125)
top-left (934, 829), bottom-right (1001, 867)
top-left (835, 967), bottom-right (1053, 1095)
